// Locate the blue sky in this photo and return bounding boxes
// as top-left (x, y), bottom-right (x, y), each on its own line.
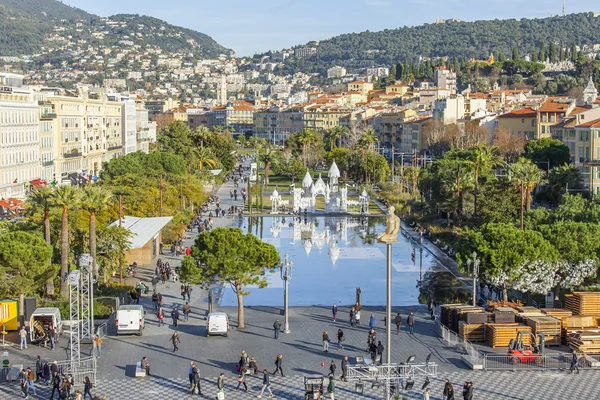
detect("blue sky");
top-left (64, 0), bottom-right (598, 56)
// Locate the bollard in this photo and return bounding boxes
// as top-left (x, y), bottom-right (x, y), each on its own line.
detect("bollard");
top-left (208, 291), bottom-right (214, 314)
top-left (356, 287), bottom-right (361, 306)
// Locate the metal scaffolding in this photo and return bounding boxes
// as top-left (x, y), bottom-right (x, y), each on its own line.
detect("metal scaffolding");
top-left (78, 254), bottom-right (93, 341)
top-left (67, 270), bottom-right (81, 366)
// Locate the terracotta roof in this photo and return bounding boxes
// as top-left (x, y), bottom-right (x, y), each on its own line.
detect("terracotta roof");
top-left (468, 92), bottom-right (488, 99)
top-left (539, 98), bottom-right (574, 112)
top-left (388, 84), bottom-right (409, 88)
top-left (571, 105), bottom-right (592, 114)
top-left (349, 80), bottom-right (368, 84)
top-left (551, 117), bottom-right (578, 128)
top-left (497, 107), bottom-right (537, 118)
top-left (576, 117), bottom-right (600, 128)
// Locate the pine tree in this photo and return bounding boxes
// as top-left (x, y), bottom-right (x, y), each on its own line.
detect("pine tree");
top-left (531, 53), bottom-right (538, 63)
top-left (539, 40), bottom-right (546, 62)
top-left (497, 52), bottom-right (506, 63)
top-left (512, 47), bottom-right (520, 61)
top-left (559, 46), bottom-right (565, 61)
top-left (395, 62), bottom-right (403, 79)
top-left (389, 64), bottom-right (397, 83)
top-left (571, 43), bottom-right (578, 62)
top-left (549, 42), bottom-right (557, 63)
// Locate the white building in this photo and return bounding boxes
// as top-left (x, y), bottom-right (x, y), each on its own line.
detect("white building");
top-left (434, 68), bottom-right (457, 93)
top-left (366, 67), bottom-right (390, 80)
top-left (295, 47), bottom-right (317, 58)
top-left (135, 102), bottom-right (156, 153)
top-left (122, 99), bottom-right (137, 155)
top-left (327, 66), bottom-right (347, 79)
top-left (0, 72), bottom-right (41, 198)
top-left (433, 96), bottom-right (465, 125)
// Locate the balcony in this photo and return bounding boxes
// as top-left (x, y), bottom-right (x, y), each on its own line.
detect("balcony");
top-left (40, 113), bottom-right (57, 119)
top-left (107, 145), bottom-right (122, 151)
top-left (42, 160), bottom-right (54, 167)
top-left (63, 151), bottom-right (82, 159)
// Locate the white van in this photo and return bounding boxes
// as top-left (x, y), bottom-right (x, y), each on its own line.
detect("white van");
top-left (115, 305), bottom-right (145, 336)
top-left (30, 308), bottom-right (62, 343)
top-left (206, 312), bottom-right (229, 337)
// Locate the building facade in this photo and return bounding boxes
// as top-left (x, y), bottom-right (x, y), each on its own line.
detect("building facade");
top-left (0, 73), bottom-right (40, 198)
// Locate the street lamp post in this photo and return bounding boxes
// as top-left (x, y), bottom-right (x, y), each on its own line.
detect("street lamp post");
top-left (281, 253), bottom-right (293, 334)
top-left (467, 252), bottom-right (480, 307)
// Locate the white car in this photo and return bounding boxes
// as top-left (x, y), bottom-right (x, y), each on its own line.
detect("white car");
top-left (115, 305), bottom-right (145, 336)
top-left (206, 312), bottom-right (229, 337)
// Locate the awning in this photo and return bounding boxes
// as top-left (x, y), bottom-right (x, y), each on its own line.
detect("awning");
top-left (109, 215), bottom-right (173, 249)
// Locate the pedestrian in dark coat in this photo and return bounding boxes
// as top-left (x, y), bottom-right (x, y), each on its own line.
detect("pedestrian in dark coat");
top-left (394, 313), bottom-right (402, 335)
top-left (329, 360), bottom-right (336, 376)
top-left (193, 364), bottom-right (202, 396)
top-left (407, 312), bottom-right (415, 334)
top-left (376, 341), bottom-right (384, 365)
top-left (170, 331), bottom-right (180, 351)
top-left (332, 304), bottom-right (338, 322)
top-left (272, 354), bottom-right (284, 376)
top-left (340, 356), bottom-right (348, 381)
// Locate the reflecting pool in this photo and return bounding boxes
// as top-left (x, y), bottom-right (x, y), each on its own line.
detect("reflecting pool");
top-left (213, 216), bottom-right (470, 307)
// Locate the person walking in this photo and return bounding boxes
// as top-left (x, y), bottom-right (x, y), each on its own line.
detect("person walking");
top-left (50, 372), bottom-right (61, 399)
top-left (395, 313), bottom-right (402, 335)
top-left (42, 362), bottom-right (50, 386)
top-left (235, 367), bottom-right (248, 392)
top-left (93, 335), bottom-right (102, 358)
top-left (336, 329), bottom-right (344, 350)
top-left (447, 383), bottom-right (455, 400)
top-left (332, 304), bottom-right (337, 322)
top-left (51, 360), bottom-right (58, 377)
top-left (152, 292), bottom-right (158, 310)
top-left (181, 285), bottom-right (187, 301)
top-left (49, 327), bottom-right (55, 350)
top-left (188, 361), bottom-right (196, 392)
top-left (407, 312), bottom-right (415, 334)
top-left (26, 367), bottom-right (36, 396)
top-left (273, 319), bottom-right (281, 339)
top-left (462, 381), bottom-right (474, 400)
top-left (349, 308), bottom-right (356, 327)
top-left (35, 356), bottom-right (43, 382)
top-left (249, 356), bottom-right (258, 374)
top-left (141, 357), bottom-right (151, 376)
top-left (443, 378), bottom-right (451, 400)
top-left (328, 360), bottom-right (336, 376)
top-left (327, 375), bottom-right (335, 400)
top-left (83, 376), bottom-right (93, 400)
top-left (369, 314), bottom-right (376, 330)
top-left (340, 356), bottom-right (348, 382)
top-left (217, 373), bottom-right (225, 399)
top-left (19, 326), bottom-right (27, 350)
top-left (193, 362), bottom-right (202, 396)
top-left (423, 387), bottom-right (431, 400)
top-left (376, 341), bottom-right (384, 365)
top-left (158, 306), bottom-right (165, 327)
top-left (170, 331), bottom-right (180, 352)
top-left (171, 307), bottom-right (180, 327)
top-left (354, 302), bottom-right (362, 325)
top-left (272, 354), bottom-right (284, 376)
top-left (183, 302), bottom-right (191, 322)
top-left (323, 330), bottom-right (330, 353)
top-left (20, 368), bottom-right (28, 399)
top-left (570, 349), bottom-right (580, 374)
top-left (257, 369), bottom-right (274, 398)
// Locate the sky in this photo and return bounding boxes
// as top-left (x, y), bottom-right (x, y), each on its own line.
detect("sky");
top-left (63, 0), bottom-right (598, 57)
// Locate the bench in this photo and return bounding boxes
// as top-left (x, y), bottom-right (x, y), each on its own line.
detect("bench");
top-left (135, 362), bottom-right (146, 377)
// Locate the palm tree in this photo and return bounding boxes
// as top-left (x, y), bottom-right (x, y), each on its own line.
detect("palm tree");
top-left (326, 126), bottom-right (347, 150)
top-left (547, 164), bottom-right (584, 204)
top-left (26, 186), bottom-right (54, 294)
top-left (258, 148), bottom-right (278, 185)
top-left (193, 127), bottom-right (212, 149)
top-left (197, 148), bottom-right (218, 170)
top-left (96, 225), bottom-right (132, 285)
top-left (81, 186), bottom-right (112, 279)
top-left (511, 160), bottom-right (546, 229)
top-left (357, 129), bottom-right (378, 183)
top-left (297, 129), bottom-right (319, 167)
top-left (51, 186), bottom-right (82, 297)
top-left (465, 145), bottom-right (505, 217)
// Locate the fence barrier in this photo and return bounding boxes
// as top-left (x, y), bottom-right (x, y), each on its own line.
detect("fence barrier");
top-left (435, 317), bottom-right (483, 365)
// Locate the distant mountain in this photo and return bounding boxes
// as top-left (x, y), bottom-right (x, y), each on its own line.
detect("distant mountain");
top-left (270, 12), bottom-right (600, 75)
top-left (0, 0), bottom-right (230, 57)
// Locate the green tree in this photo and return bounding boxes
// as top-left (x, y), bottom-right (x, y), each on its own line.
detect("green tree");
top-left (511, 159), bottom-right (547, 228)
top-left (465, 145), bottom-right (505, 217)
top-left (181, 228), bottom-right (280, 328)
top-left (512, 47), bottom-right (520, 61)
top-left (258, 148), bottom-right (279, 184)
top-left (81, 186), bottom-right (113, 279)
top-left (524, 138), bottom-right (571, 170)
top-left (325, 126), bottom-right (347, 150)
top-left (456, 223), bottom-right (558, 300)
top-left (158, 121), bottom-right (196, 161)
top-left (326, 148), bottom-right (351, 181)
top-left (357, 129), bottom-right (378, 183)
top-left (538, 40), bottom-right (546, 61)
top-left (197, 147), bottom-right (218, 170)
top-left (0, 232), bottom-right (54, 320)
top-left (297, 129), bottom-right (319, 167)
top-left (193, 126), bottom-right (212, 149)
top-left (544, 164), bottom-right (584, 205)
top-left (26, 186), bottom-right (54, 294)
top-left (96, 225), bottom-right (133, 285)
top-left (52, 186), bottom-right (82, 297)
top-left (549, 42), bottom-right (557, 63)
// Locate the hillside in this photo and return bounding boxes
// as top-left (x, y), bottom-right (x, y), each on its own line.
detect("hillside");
top-left (0, 0), bottom-right (230, 57)
top-left (273, 13), bottom-right (600, 75)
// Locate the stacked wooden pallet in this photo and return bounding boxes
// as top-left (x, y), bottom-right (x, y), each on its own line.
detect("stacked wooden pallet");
top-left (565, 292), bottom-right (600, 315)
top-left (486, 324), bottom-right (532, 348)
top-left (567, 331), bottom-right (600, 353)
top-left (440, 304), bottom-right (463, 327)
top-left (516, 307), bottom-right (545, 323)
top-left (561, 316), bottom-right (598, 344)
top-left (525, 316), bottom-right (561, 346)
top-left (540, 308), bottom-right (572, 319)
top-left (458, 321), bottom-right (486, 342)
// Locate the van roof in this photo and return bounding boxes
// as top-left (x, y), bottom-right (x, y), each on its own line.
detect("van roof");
top-left (208, 312), bottom-right (227, 317)
top-left (118, 305), bottom-right (144, 311)
top-left (32, 307), bottom-right (60, 315)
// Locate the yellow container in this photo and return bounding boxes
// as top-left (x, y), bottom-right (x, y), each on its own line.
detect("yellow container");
top-left (0, 300), bottom-right (18, 331)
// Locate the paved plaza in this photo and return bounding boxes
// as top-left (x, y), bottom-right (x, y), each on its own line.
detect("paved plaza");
top-left (2, 173), bottom-right (598, 399)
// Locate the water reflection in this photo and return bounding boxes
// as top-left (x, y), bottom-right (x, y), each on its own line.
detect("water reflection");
top-left (215, 216), bottom-right (468, 307)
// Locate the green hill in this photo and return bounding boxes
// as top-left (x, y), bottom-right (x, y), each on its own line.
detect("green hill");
top-left (0, 0), bottom-right (230, 57)
top-left (273, 13), bottom-right (600, 75)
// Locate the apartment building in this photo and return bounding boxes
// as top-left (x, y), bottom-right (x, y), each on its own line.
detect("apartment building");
top-left (253, 106), bottom-right (304, 144)
top-left (39, 100), bottom-right (57, 183)
top-left (135, 101), bottom-right (157, 153)
top-left (432, 96), bottom-right (465, 125)
top-left (347, 80), bottom-right (374, 100)
top-left (122, 98), bottom-right (137, 155)
top-left (433, 67), bottom-right (457, 93)
top-left (208, 100), bottom-right (255, 134)
top-left (327, 66), bottom-right (347, 79)
top-left (0, 73), bottom-right (41, 198)
top-left (153, 105), bottom-right (187, 131)
top-left (495, 107), bottom-right (538, 139)
top-left (372, 109), bottom-right (430, 154)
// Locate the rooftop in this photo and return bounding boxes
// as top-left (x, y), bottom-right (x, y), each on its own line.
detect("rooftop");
top-left (110, 216), bottom-right (173, 249)
top-left (577, 117), bottom-right (600, 128)
top-left (497, 107), bottom-right (537, 118)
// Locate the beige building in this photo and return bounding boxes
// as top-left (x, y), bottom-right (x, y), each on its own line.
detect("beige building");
top-left (153, 105), bottom-right (187, 131)
top-left (0, 73), bottom-right (40, 198)
top-left (253, 106), bottom-right (304, 144)
top-left (373, 109), bottom-right (427, 153)
top-left (495, 107), bottom-right (538, 140)
top-left (347, 80), bottom-right (374, 99)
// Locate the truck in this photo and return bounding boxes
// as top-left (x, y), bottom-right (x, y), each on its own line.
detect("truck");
top-left (29, 307), bottom-right (62, 343)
